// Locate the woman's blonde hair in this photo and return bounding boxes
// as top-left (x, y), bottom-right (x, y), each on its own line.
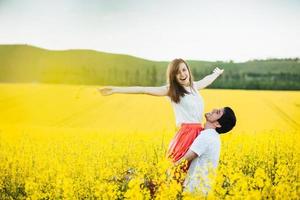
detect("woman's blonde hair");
top-left (166, 58), bottom-right (194, 103)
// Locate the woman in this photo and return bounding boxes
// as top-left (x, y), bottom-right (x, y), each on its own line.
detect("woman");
top-left (98, 58), bottom-right (223, 163)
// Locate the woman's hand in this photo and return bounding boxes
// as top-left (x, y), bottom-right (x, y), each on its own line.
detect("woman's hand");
top-left (97, 86), bottom-right (167, 96)
top-left (213, 67), bottom-right (224, 75)
top-left (98, 87), bottom-right (115, 96)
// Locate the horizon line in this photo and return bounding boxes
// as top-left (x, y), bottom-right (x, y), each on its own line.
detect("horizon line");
top-left (1, 43), bottom-right (299, 64)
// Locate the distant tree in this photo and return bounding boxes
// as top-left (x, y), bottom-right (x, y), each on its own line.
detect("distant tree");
top-left (151, 65), bottom-right (157, 85)
top-left (191, 67), bottom-right (199, 79)
top-left (135, 70), bottom-right (140, 85)
top-left (146, 68), bottom-right (150, 85)
top-left (125, 70), bottom-right (129, 85)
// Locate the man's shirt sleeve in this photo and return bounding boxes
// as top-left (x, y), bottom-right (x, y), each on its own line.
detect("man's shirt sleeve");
top-left (189, 133), bottom-right (209, 157)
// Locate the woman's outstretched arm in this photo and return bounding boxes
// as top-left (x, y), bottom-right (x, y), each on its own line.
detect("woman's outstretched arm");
top-left (98, 85), bottom-right (168, 96)
top-left (194, 67), bottom-right (224, 90)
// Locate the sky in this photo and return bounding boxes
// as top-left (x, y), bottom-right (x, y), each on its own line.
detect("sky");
top-left (0, 0), bottom-right (299, 62)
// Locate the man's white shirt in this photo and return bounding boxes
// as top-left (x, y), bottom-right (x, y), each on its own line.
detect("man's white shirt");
top-left (183, 128), bottom-right (221, 195)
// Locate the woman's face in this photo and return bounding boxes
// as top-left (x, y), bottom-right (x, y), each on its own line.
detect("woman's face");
top-left (176, 62), bottom-right (190, 86)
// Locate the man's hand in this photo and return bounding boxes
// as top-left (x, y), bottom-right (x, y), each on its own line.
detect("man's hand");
top-left (175, 158), bottom-right (189, 171)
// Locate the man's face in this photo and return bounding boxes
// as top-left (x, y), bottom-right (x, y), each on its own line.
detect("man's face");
top-left (205, 108), bottom-right (224, 123)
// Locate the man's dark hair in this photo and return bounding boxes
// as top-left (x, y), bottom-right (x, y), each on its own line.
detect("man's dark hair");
top-left (216, 107), bottom-right (236, 134)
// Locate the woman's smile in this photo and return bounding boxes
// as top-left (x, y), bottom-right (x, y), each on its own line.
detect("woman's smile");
top-left (180, 76), bottom-right (188, 81)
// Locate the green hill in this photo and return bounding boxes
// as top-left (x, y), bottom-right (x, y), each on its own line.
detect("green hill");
top-left (0, 44), bottom-right (299, 90)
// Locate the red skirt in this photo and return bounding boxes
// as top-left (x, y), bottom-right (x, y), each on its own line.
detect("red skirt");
top-left (167, 123), bottom-right (204, 163)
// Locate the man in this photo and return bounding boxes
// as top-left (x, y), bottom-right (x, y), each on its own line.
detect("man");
top-left (176, 107), bottom-right (236, 195)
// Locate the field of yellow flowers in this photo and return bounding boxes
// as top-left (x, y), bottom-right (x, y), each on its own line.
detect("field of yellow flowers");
top-left (0, 83), bottom-right (299, 199)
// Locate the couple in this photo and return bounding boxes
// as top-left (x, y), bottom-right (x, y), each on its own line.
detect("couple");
top-left (99, 58), bottom-right (236, 195)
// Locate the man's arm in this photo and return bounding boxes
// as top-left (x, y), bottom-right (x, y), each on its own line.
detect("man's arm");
top-left (175, 132), bottom-right (209, 166)
top-left (175, 150), bottom-right (198, 166)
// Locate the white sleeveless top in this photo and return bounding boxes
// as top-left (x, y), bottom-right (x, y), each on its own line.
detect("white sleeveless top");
top-left (168, 84), bottom-right (204, 127)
